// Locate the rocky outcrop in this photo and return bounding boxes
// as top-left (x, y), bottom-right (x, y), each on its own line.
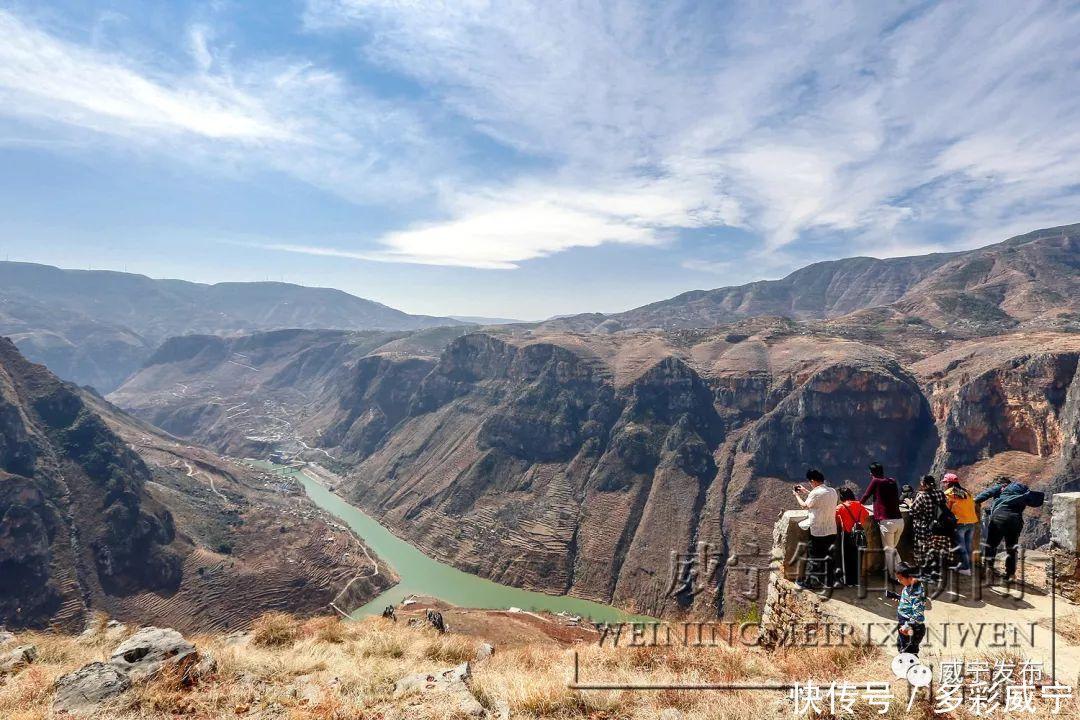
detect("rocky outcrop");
top-left (393, 661), bottom-right (485, 717)
top-left (109, 627), bottom-right (198, 680)
top-left (53, 661), bottom-right (132, 716)
top-left (52, 626), bottom-right (205, 717)
top-left (0, 643), bottom-right (35, 674)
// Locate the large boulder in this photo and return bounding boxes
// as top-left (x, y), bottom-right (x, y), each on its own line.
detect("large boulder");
top-left (52, 662), bottom-right (131, 717)
top-left (108, 627), bottom-right (197, 680)
top-left (394, 661), bottom-right (484, 717)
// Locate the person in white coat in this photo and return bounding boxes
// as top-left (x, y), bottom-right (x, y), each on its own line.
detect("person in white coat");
top-left (793, 468), bottom-right (840, 589)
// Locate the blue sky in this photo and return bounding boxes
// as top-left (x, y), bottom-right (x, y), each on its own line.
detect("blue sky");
top-left (1, 1), bottom-right (1078, 320)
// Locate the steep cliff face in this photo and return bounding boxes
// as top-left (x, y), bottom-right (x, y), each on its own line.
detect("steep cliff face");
top-left (110, 327), bottom-right (472, 458)
top-left (912, 334), bottom-right (1080, 543)
top-left (0, 339), bottom-right (390, 630)
top-left (328, 331), bottom-right (949, 616)
top-left (318, 354), bottom-right (436, 459)
top-left (0, 337), bottom-right (180, 627)
top-left (340, 335), bottom-right (721, 616)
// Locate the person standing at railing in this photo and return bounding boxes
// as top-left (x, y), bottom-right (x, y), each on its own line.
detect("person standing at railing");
top-left (860, 462), bottom-right (905, 583)
top-left (975, 475), bottom-right (1045, 583)
top-left (793, 469), bottom-right (840, 590)
top-left (942, 473), bottom-right (978, 576)
top-left (910, 474), bottom-right (955, 581)
top-left (835, 487), bottom-right (871, 586)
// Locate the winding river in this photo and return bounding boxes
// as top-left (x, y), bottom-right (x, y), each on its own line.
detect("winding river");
top-left (253, 461), bottom-right (648, 622)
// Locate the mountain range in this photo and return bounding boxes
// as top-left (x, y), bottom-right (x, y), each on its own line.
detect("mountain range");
top-left (0, 262), bottom-right (464, 392)
top-left (550, 223), bottom-right (1080, 334)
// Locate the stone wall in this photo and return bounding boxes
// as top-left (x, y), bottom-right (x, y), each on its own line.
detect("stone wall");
top-left (1047, 493), bottom-right (1080, 603)
top-left (758, 574), bottom-right (833, 650)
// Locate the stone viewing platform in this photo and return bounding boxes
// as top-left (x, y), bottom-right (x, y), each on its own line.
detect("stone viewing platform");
top-left (759, 493), bottom-right (1080, 682)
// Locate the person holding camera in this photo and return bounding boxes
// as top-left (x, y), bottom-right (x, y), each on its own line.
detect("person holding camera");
top-left (793, 468), bottom-right (840, 590)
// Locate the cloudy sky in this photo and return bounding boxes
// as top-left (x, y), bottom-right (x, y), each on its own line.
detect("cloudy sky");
top-left (1, 1), bottom-right (1078, 319)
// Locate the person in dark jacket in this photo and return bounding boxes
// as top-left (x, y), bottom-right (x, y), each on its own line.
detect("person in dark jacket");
top-left (975, 476), bottom-right (1045, 582)
top-left (860, 462), bottom-right (904, 580)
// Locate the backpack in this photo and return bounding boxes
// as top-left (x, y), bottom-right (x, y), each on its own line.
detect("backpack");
top-left (932, 495), bottom-right (958, 536)
top-left (839, 504), bottom-right (868, 548)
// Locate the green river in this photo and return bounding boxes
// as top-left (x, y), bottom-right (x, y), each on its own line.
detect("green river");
top-left (252, 461), bottom-right (648, 623)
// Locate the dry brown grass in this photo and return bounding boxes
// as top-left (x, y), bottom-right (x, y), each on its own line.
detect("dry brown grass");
top-left (250, 611), bottom-right (301, 648)
top-left (0, 615), bottom-right (1076, 720)
top-left (302, 615), bottom-right (347, 645)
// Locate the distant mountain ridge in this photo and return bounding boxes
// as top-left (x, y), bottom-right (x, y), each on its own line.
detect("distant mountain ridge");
top-left (565, 223), bottom-right (1080, 331)
top-left (0, 261), bottom-right (465, 391)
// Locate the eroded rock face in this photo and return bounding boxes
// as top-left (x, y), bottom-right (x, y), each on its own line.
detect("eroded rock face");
top-left (347, 336), bottom-right (723, 617)
top-left (930, 352), bottom-right (1079, 466)
top-left (53, 626), bottom-right (205, 716)
top-left (744, 360), bottom-right (935, 482)
top-left (319, 354), bottom-right (436, 459)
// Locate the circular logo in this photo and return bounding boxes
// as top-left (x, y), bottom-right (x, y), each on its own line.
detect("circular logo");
top-left (907, 663), bottom-right (933, 688)
top-left (891, 653), bottom-right (919, 679)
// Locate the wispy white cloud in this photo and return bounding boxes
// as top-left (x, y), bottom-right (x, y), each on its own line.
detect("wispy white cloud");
top-left (681, 259), bottom-right (732, 274)
top-left (305, 0), bottom-right (1080, 266)
top-left (3, 2), bottom-right (1080, 274)
top-left (0, 11), bottom-right (285, 141)
top-left (0, 8), bottom-right (440, 205)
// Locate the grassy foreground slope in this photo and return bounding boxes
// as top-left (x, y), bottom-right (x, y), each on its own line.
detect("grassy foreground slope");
top-left (1, 608), bottom-right (1075, 719)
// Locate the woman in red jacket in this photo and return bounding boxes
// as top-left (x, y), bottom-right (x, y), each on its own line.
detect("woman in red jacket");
top-left (836, 487), bottom-right (871, 586)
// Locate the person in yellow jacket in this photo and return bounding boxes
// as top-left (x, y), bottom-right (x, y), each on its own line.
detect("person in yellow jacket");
top-left (943, 473), bottom-right (978, 575)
